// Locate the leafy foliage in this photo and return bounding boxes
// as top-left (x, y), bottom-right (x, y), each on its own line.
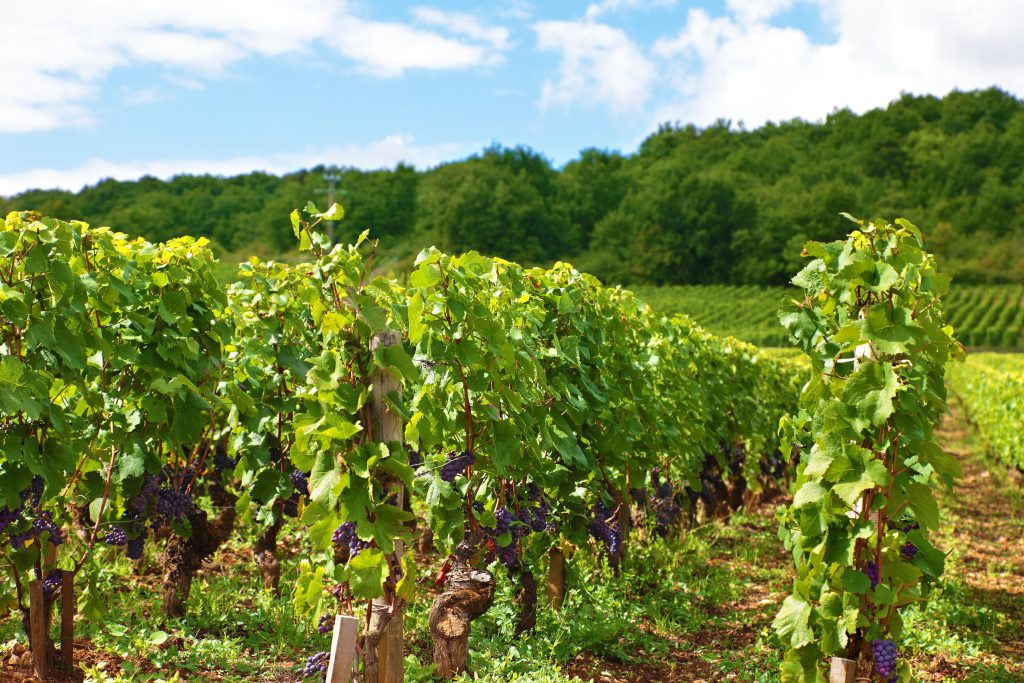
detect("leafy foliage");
top-left (0, 209), bottom-right (226, 618)
top-left (774, 216), bottom-right (963, 681)
top-left (2, 205), bottom-right (806, 673)
top-left (947, 354), bottom-right (1024, 473)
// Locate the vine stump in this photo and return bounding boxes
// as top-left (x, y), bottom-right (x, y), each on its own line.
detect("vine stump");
top-left (428, 562), bottom-right (495, 678)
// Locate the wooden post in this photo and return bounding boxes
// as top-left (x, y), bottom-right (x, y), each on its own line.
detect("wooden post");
top-left (829, 656), bottom-right (856, 683)
top-left (29, 579), bottom-right (51, 680)
top-left (60, 570), bottom-right (74, 672)
top-left (546, 546), bottom-right (566, 610)
top-left (325, 615), bottom-right (360, 683)
top-left (368, 330), bottom-right (404, 683)
top-left (44, 542), bottom-right (57, 569)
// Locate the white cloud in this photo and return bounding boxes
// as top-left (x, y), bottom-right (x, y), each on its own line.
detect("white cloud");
top-left (498, 1), bottom-right (534, 21)
top-left (0, 1), bottom-right (509, 132)
top-left (326, 15), bottom-right (504, 78)
top-left (652, 0), bottom-right (1024, 128)
top-left (585, 0), bottom-right (677, 21)
top-left (0, 135), bottom-right (466, 196)
top-left (724, 0), bottom-right (794, 24)
top-left (535, 20), bottom-right (656, 115)
top-left (533, 0), bottom-right (676, 116)
top-left (412, 7), bottom-right (511, 51)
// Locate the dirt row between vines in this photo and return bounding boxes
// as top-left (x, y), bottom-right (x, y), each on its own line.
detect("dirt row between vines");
top-left (565, 405), bottom-right (1024, 683)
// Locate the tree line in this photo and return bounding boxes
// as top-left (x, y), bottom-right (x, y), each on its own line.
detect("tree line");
top-left (5, 87), bottom-right (1023, 285)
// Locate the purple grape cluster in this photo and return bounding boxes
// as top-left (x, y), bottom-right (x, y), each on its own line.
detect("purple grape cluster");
top-left (684, 453), bottom-right (724, 512)
top-left (890, 519), bottom-right (920, 534)
top-left (130, 475), bottom-right (161, 513)
top-left (722, 440), bottom-right (746, 476)
top-left (41, 569), bottom-right (62, 600)
top-left (520, 502), bottom-right (553, 533)
top-left (494, 507), bottom-right (513, 535)
top-left (39, 511), bottom-right (63, 545)
top-left (523, 485), bottom-right (555, 532)
top-left (496, 539), bottom-right (519, 569)
top-left (129, 469), bottom-right (195, 522)
top-left (649, 474), bottom-right (683, 537)
top-left (478, 497), bottom-right (554, 570)
top-left (317, 614), bottom-right (334, 635)
top-left (332, 521), bottom-right (370, 558)
top-left (440, 450), bottom-right (475, 482)
top-left (901, 542), bottom-right (918, 560)
top-left (587, 501), bottom-right (621, 563)
top-left (490, 507), bottom-right (524, 569)
top-left (104, 526), bottom-right (128, 547)
top-left (155, 487), bottom-right (193, 522)
top-left (126, 533), bottom-right (147, 561)
top-left (866, 561), bottom-right (880, 588)
top-left (10, 511), bottom-right (64, 549)
top-left (291, 470), bottom-right (310, 497)
top-left (0, 505), bottom-right (23, 535)
top-left (29, 477), bottom-right (44, 506)
top-left (301, 651), bottom-right (329, 677)
top-left (871, 638), bottom-right (899, 679)
top-left (214, 444), bottom-right (238, 473)
top-left (760, 449), bottom-right (787, 479)
top-left (407, 448), bottom-right (423, 469)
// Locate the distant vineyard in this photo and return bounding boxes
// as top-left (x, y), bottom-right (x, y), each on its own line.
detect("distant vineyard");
top-left (635, 284), bottom-right (1024, 349)
top-left (631, 285), bottom-right (792, 347)
top-left (948, 353), bottom-right (1024, 473)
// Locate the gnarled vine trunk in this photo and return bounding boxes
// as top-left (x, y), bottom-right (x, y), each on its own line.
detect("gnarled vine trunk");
top-left (160, 481), bottom-right (236, 617)
top-left (513, 566), bottom-right (537, 637)
top-left (254, 516), bottom-right (283, 594)
top-left (546, 546), bottom-right (566, 610)
top-left (428, 543), bottom-right (496, 679)
top-left (728, 475), bottom-right (747, 512)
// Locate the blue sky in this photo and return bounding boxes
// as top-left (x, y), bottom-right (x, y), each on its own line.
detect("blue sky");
top-left (2, 0), bottom-right (1022, 195)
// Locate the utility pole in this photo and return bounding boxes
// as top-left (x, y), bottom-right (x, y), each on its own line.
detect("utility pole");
top-left (315, 167), bottom-right (347, 245)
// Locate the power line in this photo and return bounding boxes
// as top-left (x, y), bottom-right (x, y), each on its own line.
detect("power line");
top-left (314, 167), bottom-right (348, 245)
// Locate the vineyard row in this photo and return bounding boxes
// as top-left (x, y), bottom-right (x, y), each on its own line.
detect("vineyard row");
top-left (0, 208), bottom-right (803, 679)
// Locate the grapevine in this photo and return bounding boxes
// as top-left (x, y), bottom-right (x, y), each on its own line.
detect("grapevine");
top-left (773, 215), bottom-right (962, 682)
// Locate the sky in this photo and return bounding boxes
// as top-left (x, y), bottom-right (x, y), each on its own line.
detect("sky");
top-left (2, 0), bottom-right (1024, 197)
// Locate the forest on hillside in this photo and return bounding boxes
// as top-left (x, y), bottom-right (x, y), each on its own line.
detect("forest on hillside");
top-left (5, 87), bottom-right (1024, 285)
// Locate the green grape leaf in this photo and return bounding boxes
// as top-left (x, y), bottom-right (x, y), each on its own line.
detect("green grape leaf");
top-left (905, 482), bottom-right (940, 531)
top-left (841, 361), bottom-right (899, 433)
top-left (347, 549), bottom-right (388, 599)
top-left (773, 594), bottom-right (814, 649)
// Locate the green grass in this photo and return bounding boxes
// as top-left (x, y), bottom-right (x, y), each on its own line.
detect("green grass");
top-left (2, 399), bottom-right (1021, 682)
top-left (0, 511), bottom-right (794, 682)
top-left (1, 528), bottom-right (314, 682)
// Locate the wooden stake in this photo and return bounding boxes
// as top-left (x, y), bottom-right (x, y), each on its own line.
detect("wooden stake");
top-left (325, 615), bottom-right (360, 683)
top-left (29, 579), bottom-right (51, 681)
top-left (61, 570), bottom-right (74, 672)
top-left (829, 656), bottom-right (856, 683)
top-left (368, 330), bottom-right (405, 683)
top-left (546, 546), bottom-right (566, 610)
top-left (369, 603), bottom-right (405, 683)
top-left (44, 542), bottom-right (57, 569)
